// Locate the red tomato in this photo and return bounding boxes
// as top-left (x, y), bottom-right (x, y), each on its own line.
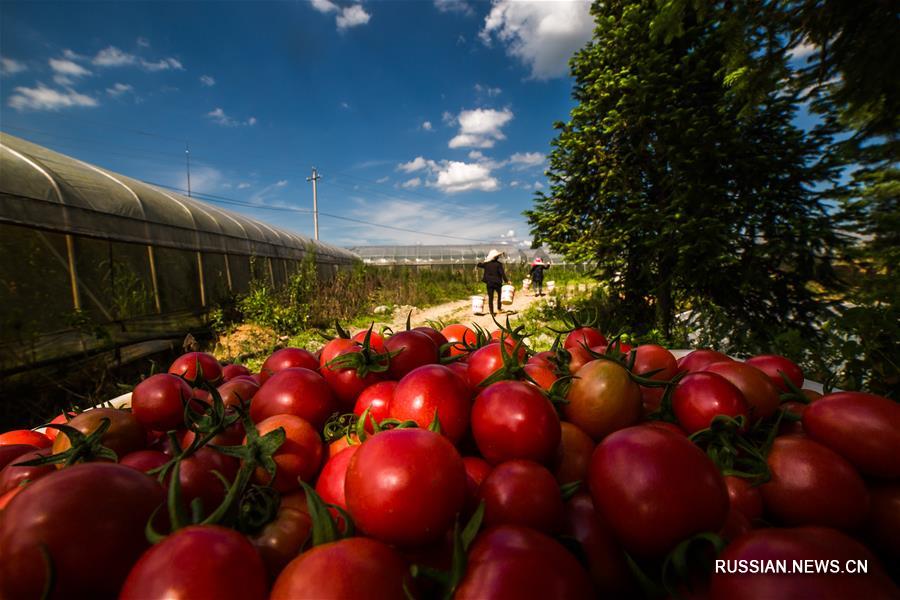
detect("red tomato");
top-left (175, 446), bottom-right (240, 515)
top-left (120, 525), bottom-right (267, 600)
top-left (565, 344), bottom-right (594, 375)
top-left (260, 347), bottom-right (319, 384)
top-left (677, 349), bottom-right (733, 373)
top-left (327, 432), bottom-right (359, 458)
top-left (671, 372), bottom-right (749, 433)
top-left (0, 444), bottom-right (39, 471)
top-left (0, 429), bottom-right (51, 449)
top-left (478, 459), bottom-right (565, 534)
top-left (0, 486), bottom-right (24, 512)
top-left (131, 373), bottom-right (193, 432)
top-left (0, 448), bottom-right (54, 495)
top-left (445, 360), bottom-right (471, 392)
top-left (554, 422), bottom-right (595, 485)
top-left (745, 354), bottom-right (804, 392)
top-left (802, 391), bottom-right (900, 478)
top-left (564, 326), bottom-right (607, 350)
top-left (779, 400), bottom-right (807, 435)
top-left (440, 323), bottom-right (476, 357)
top-left (565, 492), bottom-right (636, 596)
top-left (412, 326), bottom-right (449, 355)
top-left (345, 428), bottom-right (465, 546)
top-left (52, 407), bottom-right (146, 461)
top-left (527, 350), bottom-right (557, 370)
top-left (864, 483), bottom-right (900, 564)
top-left (251, 491), bottom-right (313, 581)
top-left (589, 425), bottom-right (729, 557)
top-left (250, 367), bottom-right (336, 430)
top-left (709, 527), bottom-right (899, 600)
top-left (467, 342), bottom-right (525, 388)
top-left (168, 351), bottom-right (223, 386)
top-left (351, 329), bottom-right (386, 354)
top-left (41, 411), bottom-right (75, 441)
top-left (760, 436), bottom-right (869, 531)
top-left (385, 329), bottom-right (439, 379)
top-left (724, 475), bottom-right (763, 521)
top-left (720, 506), bottom-right (753, 542)
top-left (315, 444), bottom-right (359, 511)
top-left (631, 344), bottom-right (678, 382)
top-left (120, 449), bottom-right (169, 474)
top-left (271, 537), bottom-right (412, 600)
top-left (353, 380), bottom-right (397, 432)
top-left (321, 345), bottom-right (386, 410)
top-left (564, 359), bottom-right (642, 441)
top-left (462, 456), bottom-right (492, 515)
top-left (471, 380), bottom-right (561, 465)
top-left (0, 463), bottom-right (165, 599)
top-left (216, 377), bottom-right (260, 409)
top-left (221, 363), bottom-right (252, 382)
top-left (704, 361), bottom-right (780, 422)
top-left (250, 414), bottom-right (323, 493)
top-left (454, 525), bottom-right (594, 599)
top-left (389, 364), bottom-right (471, 444)
top-left (523, 362), bottom-right (558, 391)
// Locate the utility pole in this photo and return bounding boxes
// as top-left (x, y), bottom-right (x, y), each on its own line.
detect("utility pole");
top-left (185, 143), bottom-right (192, 197)
top-left (306, 167), bottom-right (320, 240)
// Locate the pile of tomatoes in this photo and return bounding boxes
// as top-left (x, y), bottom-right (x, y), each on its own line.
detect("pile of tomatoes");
top-left (0, 320), bottom-right (898, 599)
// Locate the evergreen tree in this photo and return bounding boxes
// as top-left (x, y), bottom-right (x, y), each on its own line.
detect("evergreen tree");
top-left (527, 0), bottom-right (840, 346)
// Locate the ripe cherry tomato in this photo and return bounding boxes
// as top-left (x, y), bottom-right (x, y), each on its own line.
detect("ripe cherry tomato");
top-left (704, 361), bottom-right (780, 422)
top-left (260, 347), bottom-right (319, 383)
top-left (315, 444), bottom-right (359, 511)
top-left (168, 351), bottom-right (223, 386)
top-left (353, 381), bottom-right (396, 432)
top-left (250, 414), bottom-right (323, 493)
top-left (385, 329), bottom-right (439, 379)
top-left (221, 363), bottom-right (252, 382)
top-left (251, 491), bottom-right (313, 581)
top-left (0, 448), bottom-right (54, 495)
top-left (523, 362), bottom-right (558, 391)
top-left (554, 421), bottom-right (595, 485)
top-left (632, 344), bottom-right (678, 409)
top-left (454, 525), bottom-right (594, 599)
top-left (745, 354), bottom-right (804, 392)
top-left (565, 492), bottom-right (636, 596)
top-left (589, 425), bottom-right (729, 557)
top-left (478, 459), bottom-right (564, 534)
top-left (120, 525), bottom-right (267, 600)
top-left (0, 463), bottom-right (165, 599)
top-left (0, 429), bottom-right (51, 449)
top-left (724, 475), bottom-right (763, 521)
top-left (250, 367), bottom-right (336, 430)
top-left (760, 436), bottom-right (869, 531)
top-left (462, 456), bottom-right (492, 516)
top-left (564, 359), bottom-right (642, 441)
top-left (802, 391), bottom-right (900, 478)
top-left (471, 380), bottom-right (560, 465)
top-left (345, 428), bottom-right (465, 547)
top-left (564, 326), bottom-right (607, 350)
top-left (389, 364), bottom-right (471, 444)
top-left (321, 344), bottom-right (386, 410)
top-left (271, 537), bottom-right (412, 599)
top-left (412, 326), bottom-right (449, 356)
top-left (466, 342), bottom-right (525, 388)
top-left (440, 323), bottom-right (476, 357)
top-left (131, 373), bottom-right (193, 432)
top-left (0, 444), bottom-right (39, 471)
top-left (52, 408), bottom-right (146, 461)
top-left (671, 372), bottom-right (749, 434)
top-left (216, 377), bottom-right (260, 409)
top-left (677, 349), bottom-right (733, 373)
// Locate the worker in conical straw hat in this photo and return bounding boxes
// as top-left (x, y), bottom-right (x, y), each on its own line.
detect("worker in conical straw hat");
top-left (529, 256), bottom-right (551, 296)
top-left (477, 249), bottom-right (509, 316)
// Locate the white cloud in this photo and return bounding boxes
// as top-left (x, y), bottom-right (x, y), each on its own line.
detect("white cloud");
top-left (237, 182), bottom-right (251, 189)
top-left (49, 58), bottom-right (91, 77)
top-left (340, 101), bottom-right (350, 109)
top-left (481, 0), bottom-right (593, 79)
top-left (92, 46), bottom-right (183, 71)
top-left (441, 110), bottom-right (454, 124)
top-left (141, 57), bottom-right (183, 71)
top-left (8, 84), bottom-right (98, 111)
top-left (93, 46), bottom-right (137, 67)
top-left (508, 151), bottom-right (544, 169)
top-left (2, 57), bottom-right (27, 76)
top-left (421, 120), bottom-right (433, 131)
top-left (137, 37), bottom-right (151, 48)
top-left (433, 161), bottom-right (499, 193)
top-left (200, 75), bottom-right (216, 86)
top-left (106, 83), bottom-right (133, 97)
top-left (401, 177), bottom-right (422, 189)
top-left (448, 107), bottom-right (514, 148)
top-left (207, 107), bottom-right (255, 127)
top-left (62, 49), bottom-right (85, 61)
top-left (376, 176), bottom-right (390, 184)
top-left (275, 180), bottom-right (289, 187)
top-left (335, 5), bottom-right (371, 30)
top-left (468, 150), bottom-right (485, 160)
top-left (250, 179), bottom-right (291, 205)
top-left (533, 181), bottom-right (543, 189)
top-left (311, 0), bottom-right (339, 13)
top-left (474, 83), bottom-right (502, 97)
top-left (434, 0), bottom-right (474, 15)
top-left (397, 156), bottom-right (435, 173)
top-left (179, 165), bottom-right (222, 193)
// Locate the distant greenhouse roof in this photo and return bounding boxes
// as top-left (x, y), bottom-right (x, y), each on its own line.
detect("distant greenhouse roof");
top-left (348, 244), bottom-right (566, 265)
top-left (0, 132), bottom-right (356, 264)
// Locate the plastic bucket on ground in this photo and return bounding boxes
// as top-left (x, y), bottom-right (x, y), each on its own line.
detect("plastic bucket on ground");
top-left (501, 285), bottom-right (515, 305)
top-left (522, 278), bottom-right (531, 291)
top-left (546, 281), bottom-right (556, 293)
top-left (471, 295), bottom-right (485, 315)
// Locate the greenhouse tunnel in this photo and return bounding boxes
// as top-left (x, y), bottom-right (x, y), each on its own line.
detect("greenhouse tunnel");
top-left (0, 132), bottom-right (359, 395)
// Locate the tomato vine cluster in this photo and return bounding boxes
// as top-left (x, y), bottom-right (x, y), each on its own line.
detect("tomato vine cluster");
top-left (0, 318), bottom-right (897, 599)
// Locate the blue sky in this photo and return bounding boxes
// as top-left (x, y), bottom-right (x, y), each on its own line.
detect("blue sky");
top-left (0, 1), bottom-right (597, 248)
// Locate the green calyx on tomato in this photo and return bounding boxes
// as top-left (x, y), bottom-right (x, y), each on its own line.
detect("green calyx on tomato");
top-left (17, 418), bottom-right (118, 467)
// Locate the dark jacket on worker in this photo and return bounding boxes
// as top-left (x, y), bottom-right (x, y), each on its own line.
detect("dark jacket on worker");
top-left (477, 260), bottom-right (506, 286)
top-left (529, 264), bottom-right (549, 283)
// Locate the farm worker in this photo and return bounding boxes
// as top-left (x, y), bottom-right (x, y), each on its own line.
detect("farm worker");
top-left (529, 257), bottom-right (550, 296)
top-left (477, 249), bottom-right (509, 316)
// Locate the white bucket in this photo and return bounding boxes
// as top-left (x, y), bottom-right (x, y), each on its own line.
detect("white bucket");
top-left (501, 285), bottom-right (515, 305)
top-left (546, 281), bottom-right (556, 293)
top-left (522, 278), bottom-right (531, 291)
top-left (471, 295), bottom-right (485, 315)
